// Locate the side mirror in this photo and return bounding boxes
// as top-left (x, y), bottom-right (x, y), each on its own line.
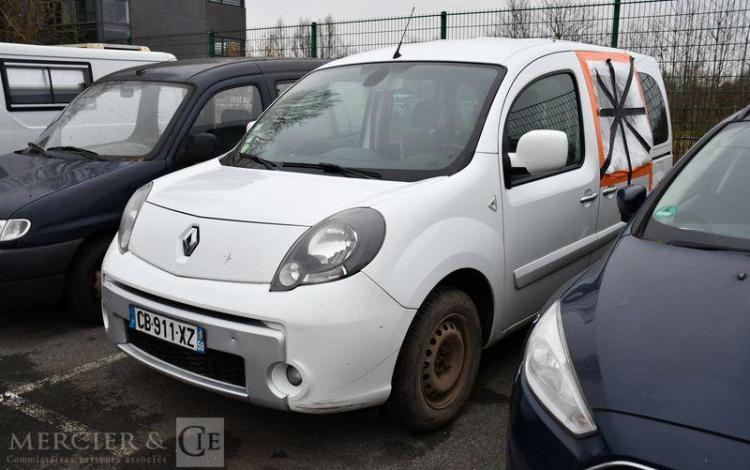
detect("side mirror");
top-left (246, 120), bottom-right (257, 132)
top-left (511, 130), bottom-right (568, 175)
top-left (180, 132), bottom-right (216, 167)
top-left (617, 185), bottom-right (647, 223)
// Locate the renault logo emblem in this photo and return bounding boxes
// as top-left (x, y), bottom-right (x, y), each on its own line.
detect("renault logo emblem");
top-left (181, 225), bottom-right (200, 257)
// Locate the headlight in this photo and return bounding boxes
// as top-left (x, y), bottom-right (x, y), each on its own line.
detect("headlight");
top-left (0, 219), bottom-right (31, 242)
top-left (271, 207), bottom-right (386, 291)
top-left (524, 300), bottom-right (596, 436)
top-left (118, 182), bottom-right (152, 253)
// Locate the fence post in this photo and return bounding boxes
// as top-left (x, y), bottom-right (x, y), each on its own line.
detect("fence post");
top-left (610, 0), bottom-right (621, 48)
top-left (440, 11), bottom-right (447, 39)
top-left (310, 22), bottom-right (318, 58)
top-left (208, 30), bottom-right (216, 57)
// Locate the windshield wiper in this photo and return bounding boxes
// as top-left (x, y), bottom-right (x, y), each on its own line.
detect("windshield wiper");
top-left (238, 152), bottom-right (278, 170)
top-left (666, 239), bottom-right (750, 253)
top-left (25, 142), bottom-right (53, 157)
top-left (46, 146), bottom-right (105, 161)
top-left (281, 162), bottom-right (382, 179)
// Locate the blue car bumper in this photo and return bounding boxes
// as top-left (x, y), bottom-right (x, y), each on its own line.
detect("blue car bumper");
top-left (0, 239), bottom-right (81, 308)
top-left (507, 371), bottom-right (750, 469)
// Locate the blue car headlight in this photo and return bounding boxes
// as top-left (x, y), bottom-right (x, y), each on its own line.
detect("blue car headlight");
top-left (524, 300), bottom-right (597, 436)
top-left (0, 219), bottom-right (31, 242)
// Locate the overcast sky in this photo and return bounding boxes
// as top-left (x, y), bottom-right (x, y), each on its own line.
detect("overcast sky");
top-left (245, 0), bottom-right (507, 28)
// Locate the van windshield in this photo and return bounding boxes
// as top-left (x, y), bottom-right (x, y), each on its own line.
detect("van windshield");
top-left (224, 62), bottom-right (504, 181)
top-left (642, 121), bottom-right (750, 252)
top-left (34, 80), bottom-right (189, 160)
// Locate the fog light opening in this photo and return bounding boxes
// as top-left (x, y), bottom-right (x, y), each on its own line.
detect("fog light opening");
top-left (269, 362), bottom-right (305, 397)
top-left (286, 365), bottom-right (303, 387)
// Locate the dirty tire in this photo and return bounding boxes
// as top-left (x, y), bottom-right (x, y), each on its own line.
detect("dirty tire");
top-left (386, 287), bottom-right (481, 432)
top-left (66, 236), bottom-right (111, 324)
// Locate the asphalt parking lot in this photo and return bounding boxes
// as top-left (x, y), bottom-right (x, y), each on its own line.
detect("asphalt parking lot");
top-left (0, 308), bottom-right (526, 470)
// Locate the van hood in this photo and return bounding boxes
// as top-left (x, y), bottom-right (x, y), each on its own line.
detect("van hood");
top-left (562, 235), bottom-right (750, 442)
top-left (148, 161), bottom-right (414, 226)
top-left (0, 152), bottom-right (133, 218)
top-left (133, 161), bottom-right (423, 283)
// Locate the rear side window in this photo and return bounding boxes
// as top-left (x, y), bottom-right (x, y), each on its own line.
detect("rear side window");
top-left (504, 73), bottom-right (584, 185)
top-left (186, 85), bottom-right (263, 159)
top-left (275, 80), bottom-right (297, 96)
top-left (640, 73), bottom-right (669, 145)
top-left (1, 61), bottom-right (92, 111)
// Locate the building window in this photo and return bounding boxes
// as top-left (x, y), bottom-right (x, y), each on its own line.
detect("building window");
top-left (208, 0), bottom-right (245, 7)
top-left (101, 0), bottom-right (131, 42)
top-left (101, 0), bottom-right (130, 23)
top-left (214, 37), bottom-right (245, 57)
top-left (1, 61), bottom-right (93, 111)
top-left (74, 0), bottom-right (97, 23)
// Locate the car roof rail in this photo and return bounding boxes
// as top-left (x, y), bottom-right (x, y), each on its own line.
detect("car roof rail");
top-left (56, 43), bottom-right (152, 52)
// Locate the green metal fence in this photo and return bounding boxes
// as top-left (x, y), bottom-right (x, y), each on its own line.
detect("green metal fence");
top-left (129, 0), bottom-right (750, 157)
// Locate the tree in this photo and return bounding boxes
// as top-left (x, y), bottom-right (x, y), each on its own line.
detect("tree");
top-left (291, 19), bottom-right (312, 58)
top-left (319, 15), bottom-right (347, 59)
top-left (489, 0), bottom-right (532, 38)
top-left (260, 15), bottom-right (348, 59)
top-left (262, 19), bottom-right (286, 57)
top-left (0, 0), bottom-right (76, 44)
top-left (542, 0), bottom-right (590, 42)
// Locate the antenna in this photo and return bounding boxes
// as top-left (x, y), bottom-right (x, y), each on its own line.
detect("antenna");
top-left (393, 6), bottom-right (415, 59)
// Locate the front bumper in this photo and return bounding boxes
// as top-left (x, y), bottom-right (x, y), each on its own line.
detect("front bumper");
top-left (507, 372), bottom-right (750, 469)
top-left (102, 244), bottom-right (416, 413)
top-left (0, 239), bottom-right (81, 307)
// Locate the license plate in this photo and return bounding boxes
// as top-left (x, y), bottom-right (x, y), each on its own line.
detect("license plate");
top-left (128, 305), bottom-right (205, 354)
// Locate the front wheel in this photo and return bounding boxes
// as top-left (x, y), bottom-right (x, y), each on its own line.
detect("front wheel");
top-left (66, 236), bottom-right (112, 323)
top-left (386, 287), bottom-right (482, 432)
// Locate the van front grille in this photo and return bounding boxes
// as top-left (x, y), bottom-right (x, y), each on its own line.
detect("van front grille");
top-left (128, 327), bottom-right (246, 387)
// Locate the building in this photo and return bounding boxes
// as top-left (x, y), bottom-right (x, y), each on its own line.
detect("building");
top-left (63, 0), bottom-right (246, 44)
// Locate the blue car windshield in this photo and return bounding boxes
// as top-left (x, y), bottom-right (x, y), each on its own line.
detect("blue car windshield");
top-left (35, 81), bottom-right (190, 160)
top-left (643, 121), bottom-right (750, 251)
top-left (223, 62), bottom-right (504, 182)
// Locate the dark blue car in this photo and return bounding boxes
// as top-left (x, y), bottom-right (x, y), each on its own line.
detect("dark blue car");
top-left (507, 105), bottom-right (750, 469)
top-left (0, 57), bottom-right (325, 321)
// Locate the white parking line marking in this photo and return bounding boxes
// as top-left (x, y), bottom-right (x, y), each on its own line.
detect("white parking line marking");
top-left (10, 352), bottom-right (127, 396)
top-left (1, 393), bottom-right (137, 458)
top-left (1, 352), bottom-right (137, 458)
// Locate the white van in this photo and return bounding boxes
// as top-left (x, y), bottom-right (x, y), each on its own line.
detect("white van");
top-left (101, 38), bottom-right (672, 430)
top-left (0, 43), bottom-right (175, 154)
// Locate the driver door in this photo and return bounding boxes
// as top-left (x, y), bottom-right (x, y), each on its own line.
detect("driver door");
top-left (499, 52), bottom-right (601, 329)
top-left (175, 83), bottom-right (264, 167)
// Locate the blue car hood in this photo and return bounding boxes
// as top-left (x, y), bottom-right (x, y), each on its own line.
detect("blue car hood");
top-left (0, 152), bottom-right (132, 218)
top-left (562, 235), bottom-right (750, 442)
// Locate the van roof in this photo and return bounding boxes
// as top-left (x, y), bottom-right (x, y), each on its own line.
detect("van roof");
top-left (101, 57), bottom-right (329, 84)
top-left (0, 42), bottom-right (175, 62)
top-left (322, 37), bottom-right (657, 71)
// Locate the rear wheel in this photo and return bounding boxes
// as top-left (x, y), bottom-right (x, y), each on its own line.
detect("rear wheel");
top-left (386, 287), bottom-right (481, 432)
top-left (66, 236), bottom-right (111, 323)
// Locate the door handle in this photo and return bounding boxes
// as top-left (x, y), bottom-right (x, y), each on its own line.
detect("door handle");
top-left (602, 185), bottom-right (618, 197)
top-left (579, 192), bottom-right (598, 204)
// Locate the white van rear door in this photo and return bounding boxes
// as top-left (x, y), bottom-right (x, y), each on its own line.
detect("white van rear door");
top-left (636, 57), bottom-right (673, 187)
top-left (593, 56), bottom-right (673, 249)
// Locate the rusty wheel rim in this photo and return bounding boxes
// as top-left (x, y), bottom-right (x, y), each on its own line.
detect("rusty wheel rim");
top-left (421, 314), bottom-right (468, 410)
